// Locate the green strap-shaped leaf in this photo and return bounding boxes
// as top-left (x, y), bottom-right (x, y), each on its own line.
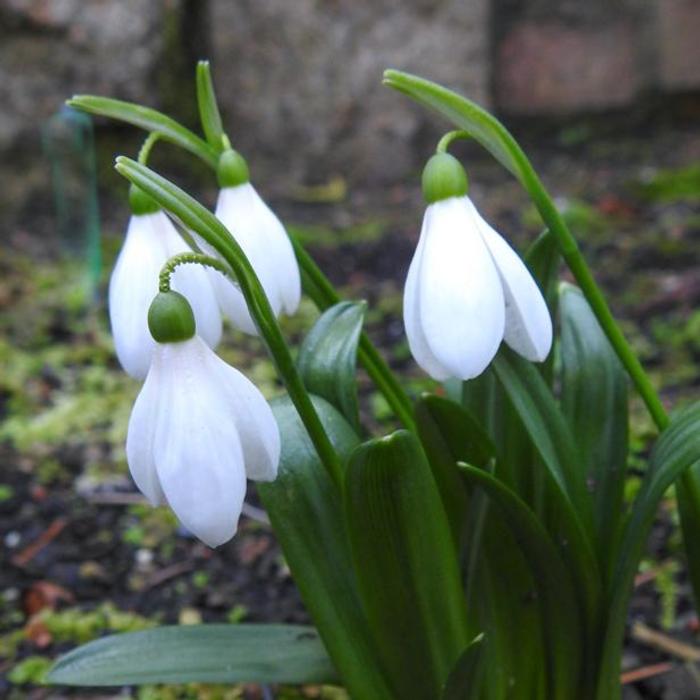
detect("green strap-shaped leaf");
top-left (414, 393), bottom-right (545, 700)
top-left (459, 465), bottom-right (582, 700)
top-left (677, 462), bottom-right (700, 616)
top-left (598, 401), bottom-right (700, 699)
top-left (560, 283), bottom-right (629, 573)
top-left (525, 229), bottom-right (560, 312)
top-left (525, 228), bottom-right (561, 385)
top-left (68, 96), bottom-right (218, 168)
top-left (441, 634), bottom-right (485, 700)
top-left (196, 61), bottom-right (225, 151)
top-left (47, 624), bottom-right (336, 686)
top-left (493, 350), bottom-right (589, 518)
top-left (297, 301), bottom-right (366, 431)
top-left (383, 71), bottom-right (523, 179)
top-left (344, 430), bottom-right (471, 699)
top-left (258, 396), bottom-right (392, 700)
top-left (492, 350), bottom-right (602, 655)
top-left (414, 393), bottom-right (495, 547)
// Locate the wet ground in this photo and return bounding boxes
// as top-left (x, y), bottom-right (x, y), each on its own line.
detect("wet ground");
top-left (1, 110), bottom-right (700, 698)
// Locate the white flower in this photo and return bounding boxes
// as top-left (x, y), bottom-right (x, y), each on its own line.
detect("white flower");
top-left (126, 334), bottom-right (280, 547)
top-left (404, 195), bottom-right (552, 380)
top-left (109, 210), bottom-right (222, 379)
top-left (204, 182), bottom-right (301, 335)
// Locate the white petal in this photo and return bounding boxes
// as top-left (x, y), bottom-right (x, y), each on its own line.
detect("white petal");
top-left (475, 211), bottom-right (553, 362)
top-left (109, 213), bottom-right (222, 378)
top-left (157, 217), bottom-right (222, 350)
top-left (417, 198), bottom-right (505, 380)
top-left (126, 358), bottom-right (166, 505)
top-left (215, 184), bottom-right (301, 332)
top-left (151, 338), bottom-right (247, 547)
top-left (204, 350), bottom-right (281, 482)
top-left (109, 214), bottom-right (168, 379)
top-left (403, 212), bottom-right (452, 380)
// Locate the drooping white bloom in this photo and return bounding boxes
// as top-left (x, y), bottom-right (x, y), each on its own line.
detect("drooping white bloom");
top-left (126, 334), bottom-right (280, 547)
top-left (206, 182), bottom-right (301, 334)
top-left (404, 195), bottom-right (552, 381)
top-left (109, 210), bottom-right (222, 379)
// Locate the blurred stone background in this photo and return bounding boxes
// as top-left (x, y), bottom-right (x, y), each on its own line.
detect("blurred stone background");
top-left (1, 0), bottom-right (699, 233)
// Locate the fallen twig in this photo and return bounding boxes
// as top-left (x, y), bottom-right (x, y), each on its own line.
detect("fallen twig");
top-left (11, 518), bottom-right (67, 567)
top-left (142, 560), bottom-right (195, 590)
top-left (631, 621), bottom-right (700, 662)
top-left (620, 661), bottom-right (674, 685)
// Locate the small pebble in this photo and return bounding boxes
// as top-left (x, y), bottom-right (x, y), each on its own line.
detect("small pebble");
top-left (4, 531), bottom-right (20, 548)
top-left (135, 548), bottom-right (154, 568)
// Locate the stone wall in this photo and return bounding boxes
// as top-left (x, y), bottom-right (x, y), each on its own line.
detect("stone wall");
top-left (0, 0), bottom-right (698, 233)
top-left (494, 0), bottom-right (700, 114)
top-left (209, 0), bottom-right (491, 183)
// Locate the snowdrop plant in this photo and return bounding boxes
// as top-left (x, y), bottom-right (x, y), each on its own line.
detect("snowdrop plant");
top-left (48, 63), bottom-right (700, 700)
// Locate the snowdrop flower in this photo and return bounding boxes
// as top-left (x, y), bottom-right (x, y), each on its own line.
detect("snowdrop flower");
top-left (199, 149), bottom-right (301, 335)
top-left (109, 186), bottom-right (222, 380)
top-left (127, 290), bottom-right (280, 547)
top-left (404, 153), bottom-right (552, 381)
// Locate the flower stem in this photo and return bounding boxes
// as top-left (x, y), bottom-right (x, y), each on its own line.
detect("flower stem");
top-left (436, 130), bottom-right (472, 153)
top-left (159, 252), bottom-right (234, 293)
top-left (138, 132), bottom-right (161, 165)
top-left (534, 193), bottom-right (669, 431)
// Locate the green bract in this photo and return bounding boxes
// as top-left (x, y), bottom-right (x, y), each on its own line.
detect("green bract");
top-left (147, 291), bottom-right (196, 343)
top-left (421, 152), bottom-right (468, 203)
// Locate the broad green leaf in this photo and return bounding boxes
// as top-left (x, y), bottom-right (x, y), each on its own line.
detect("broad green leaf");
top-left (597, 401), bottom-right (700, 699)
top-left (47, 624), bottom-right (336, 686)
top-left (69, 96), bottom-right (218, 167)
top-left (196, 61), bottom-right (225, 151)
top-left (441, 634), bottom-right (485, 700)
top-left (559, 283), bottom-right (628, 572)
top-left (459, 465), bottom-right (583, 700)
top-left (258, 396), bottom-right (392, 700)
top-left (344, 430), bottom-right (471, 699)
top-left (289, 232), bottom-right (417, 430)
top-left (297, 301), bottom-right (366, 431)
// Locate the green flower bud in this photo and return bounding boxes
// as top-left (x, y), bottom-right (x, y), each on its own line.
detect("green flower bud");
top-left (421, 152), bottom-right (468, 204)
top-left (128, 184), bottom-right (160, 216)
top-left (148, 291), bottom-right (196, 343)
top-left (217, 148), bottom-right (250, 188)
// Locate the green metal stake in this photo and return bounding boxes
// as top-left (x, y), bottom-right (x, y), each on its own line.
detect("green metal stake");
top-left (42, 106), bottom-right (102, 302)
